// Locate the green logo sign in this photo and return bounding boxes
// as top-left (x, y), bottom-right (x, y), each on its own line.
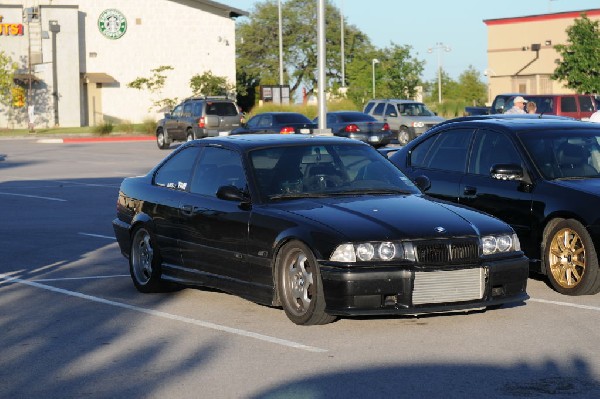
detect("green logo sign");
top-left (98, 9), bottom-right (127, 40)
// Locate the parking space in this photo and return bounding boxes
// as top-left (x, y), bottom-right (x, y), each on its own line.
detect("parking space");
top-left (1, 139), bottom-right (600, 398)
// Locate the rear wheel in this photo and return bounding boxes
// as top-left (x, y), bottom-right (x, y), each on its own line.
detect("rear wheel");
top-left (129, 226), bottom-right (168, 293)
top-left (543, 219), bottom-right (600, 295)
top-left (156, 128), bottom-right (171, 150)
top-left (397, 126), bottom-right (412, 146)
top-left (276, 241), bottom-right (336, 325)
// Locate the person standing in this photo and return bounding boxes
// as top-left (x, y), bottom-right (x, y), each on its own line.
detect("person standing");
top-left (505, 96), bottom-right (527, 114)
top-left (589, 109), bottom-right (600, 123)
top-left (27, 104), bottom-right (35, 132)
top-left (526, 101), bottom-right (537, 114)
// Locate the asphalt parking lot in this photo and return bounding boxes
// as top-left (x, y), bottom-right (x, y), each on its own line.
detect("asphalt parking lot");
top-left (1, 138), bottom-right (600, 398)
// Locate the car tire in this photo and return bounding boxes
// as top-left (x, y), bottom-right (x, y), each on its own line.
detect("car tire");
top-left (186, 129), bottom-right (195, 142)
top-left (156, 128), bottom-right (171, 150)
top-left (397, 126), bottom-right (412, 146)
top-left (129, 226), bottom-right (168, 293)
top-left (276, 240), bottom-right (336, 325)
top-left (543, 218), bottom-right (600, 295)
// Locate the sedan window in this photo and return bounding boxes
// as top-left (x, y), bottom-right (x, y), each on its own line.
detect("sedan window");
top-left (469, 130), bottom-right (522, 175)
top-left (154, 146), bottom-right (201, 190)
top-left (411, 129), bottom-right (473, 172)
top-left (190, 147), bottom-right (246, 196)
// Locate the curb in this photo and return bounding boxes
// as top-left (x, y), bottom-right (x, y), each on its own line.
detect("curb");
top-left (35, 135), bottom-right (154, 144)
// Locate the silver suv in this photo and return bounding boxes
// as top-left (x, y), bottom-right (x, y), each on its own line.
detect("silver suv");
top-left (363, 99), bottom-right (445, 145)
top-left (155, 96), bottom-right (243, 149)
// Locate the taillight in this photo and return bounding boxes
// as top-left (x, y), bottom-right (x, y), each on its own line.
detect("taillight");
top-left (198, 116), bottom-right (205, 128)
top-left (345, 124), bottom-right (360, 133)
top-left (280, 126), bottom-right (295, 134)
top-left (382, 123), bottom-right (390, 131)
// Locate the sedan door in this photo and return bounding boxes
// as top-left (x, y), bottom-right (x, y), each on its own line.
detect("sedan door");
top-left (458, 128), bottom-right (535, 252)
top-left (179, 146), bottom-right (250, 282)
top-left (402, 127), bottom-right (475, 203)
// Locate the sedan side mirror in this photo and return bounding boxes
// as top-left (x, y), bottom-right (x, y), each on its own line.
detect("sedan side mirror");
top-left (413, 175), bottom-right (431, 192)
top-left (490, 164), bottom-right (523, 181)
top-left (216, 185), bottom-right (249, 201)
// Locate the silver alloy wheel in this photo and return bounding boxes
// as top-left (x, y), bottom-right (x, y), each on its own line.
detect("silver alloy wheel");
top-left (397, 128), bottom-right (410, 146)
top-left (131, 228), bottom-right (154, 285)
top-left (283, 250), bottom-right (314, 316)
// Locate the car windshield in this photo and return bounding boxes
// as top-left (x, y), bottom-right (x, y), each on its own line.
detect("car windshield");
top-left (519, 129), bottom-right (600, 179)
top-left (249, 143), bottom-right (420, 200)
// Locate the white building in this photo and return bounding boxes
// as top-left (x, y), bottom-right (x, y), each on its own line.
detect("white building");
top-left (0, 0), bottom-right (246, 128)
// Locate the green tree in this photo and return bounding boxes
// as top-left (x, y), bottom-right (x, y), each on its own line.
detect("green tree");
top-left (190, 71), bottom-right (235, 96)
top-left (377, 43), bottom-right (424, 99)
top-left (236, 0), bottom-right (376, 107)
top-left (552, 13), bottom-right (600, 93)
top-left (127, 65), bottom-right (177, 112)
top-left (0, 51), bottom-right (18, 109)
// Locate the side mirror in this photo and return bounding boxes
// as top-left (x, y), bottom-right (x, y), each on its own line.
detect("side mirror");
top-left (413, 175), bottom-right (431, 192)
top-left (216, 185), bottom-right (248, 201)
top-left (490, 164), bottom-right (523, 181)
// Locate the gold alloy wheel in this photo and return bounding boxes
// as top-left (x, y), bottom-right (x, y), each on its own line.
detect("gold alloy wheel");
top-left (548, 227), bottom-right (586, 288)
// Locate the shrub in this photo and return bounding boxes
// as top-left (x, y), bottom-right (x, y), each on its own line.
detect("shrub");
top-left (94, 122), bottom-right (114, 135)
top-left (117, 120), bottom-right (135, 134)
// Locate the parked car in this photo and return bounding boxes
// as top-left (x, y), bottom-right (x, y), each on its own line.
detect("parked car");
top-left (112, 134), bottom-right (528, 325)
top-left (389, 117), bottom-right (600, 296)
top-left (313, 111), bottom-right (392, 147)
top-left (155, 96), bottom-right (243, 149)
top-left (363, 99), bottom-right (446, 146)
top-left (230, 112), bottom-right (316, 135)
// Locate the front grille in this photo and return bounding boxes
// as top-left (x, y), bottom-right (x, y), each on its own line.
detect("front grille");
top-left (413, 268), bottom-right (485, 305)
top-left (415, 240), bottom-right (479, 264)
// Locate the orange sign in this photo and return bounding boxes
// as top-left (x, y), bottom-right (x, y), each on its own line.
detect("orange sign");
top-left (0, 16), bottom-right (25, 36)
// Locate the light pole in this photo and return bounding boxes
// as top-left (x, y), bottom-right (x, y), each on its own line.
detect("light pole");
top-left (372, 58), bottom-right (379, 99)
top-left (428, 42), bottom-right (451, 104)
top-left (278, 0), bottom-right (283, 87)
top-left (49, 20), bottom-right (60, 126)
top-left (340, 0), bottom-right (345, 87)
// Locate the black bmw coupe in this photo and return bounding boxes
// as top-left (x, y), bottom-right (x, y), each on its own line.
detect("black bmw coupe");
top-left (113, 134), bottom-right (528, 325)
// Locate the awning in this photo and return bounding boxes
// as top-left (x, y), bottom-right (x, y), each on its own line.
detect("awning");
top-left (82, 72), bottom-right (117, 84)
top-left (13, 73), bottom-right (41, 83)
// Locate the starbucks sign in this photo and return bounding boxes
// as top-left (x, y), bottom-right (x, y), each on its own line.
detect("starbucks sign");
top-left (98, 9), bottom-right (127, 39)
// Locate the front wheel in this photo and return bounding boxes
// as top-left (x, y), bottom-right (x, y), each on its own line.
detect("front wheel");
top-left (276, 241), bottom-right (336, 325)
top-left (396, 126), bottom-right (412, 146)
top-left (129, 226), bottom-right (167, 293)
top-left (543, 219), bottom-right (600, 295)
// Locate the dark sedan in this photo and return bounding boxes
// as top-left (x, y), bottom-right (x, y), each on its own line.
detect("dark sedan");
top-left (230, 112), bottom-right (316, 135)
top-left (113, 134), bottom-right (528, 325)
top-left (314, 111), bottom-right (392, 147)
top-left (389, 117), bottom-right (600, 296)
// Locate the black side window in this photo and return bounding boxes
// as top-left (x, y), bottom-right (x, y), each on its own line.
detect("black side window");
top-left (579, 96), bottom-right (594, 112)
top-left (154, 146), bottom-right (201, 190)
top-left (190, 147), bottom-right (246, 196)
top-left (412, 128), bottom-right (474, 172)
top-left (469, 129), bottom-right (521, 175)
top-left (561, 97), bottom-right (577, 112)
top-left (372, 103), bottom-right (385, 116)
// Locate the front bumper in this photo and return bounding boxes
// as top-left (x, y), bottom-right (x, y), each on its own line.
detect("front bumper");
top-left (319, 255), bottom-right (529, 316)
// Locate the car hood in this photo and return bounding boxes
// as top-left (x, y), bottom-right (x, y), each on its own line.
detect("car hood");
top-left (552, 178), bottom-right (600, 195)
top-left (272, 194), bottom-right (506, 242)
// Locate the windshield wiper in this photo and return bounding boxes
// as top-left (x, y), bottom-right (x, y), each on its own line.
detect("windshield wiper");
top-left (327, 188), bottom-right (414, 195)
top-left (268, 193), bottom-right (331, 200)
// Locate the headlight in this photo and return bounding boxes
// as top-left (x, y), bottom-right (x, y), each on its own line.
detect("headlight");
top-left (330, 242), bottom-right (407, 262)
top-left (412, 121), bottom-right (425, 128)
top-left (481, 233), bottom-right (520, 255)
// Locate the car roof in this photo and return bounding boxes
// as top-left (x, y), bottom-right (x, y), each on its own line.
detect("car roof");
top-left (433, 116), bottom-right (597, 132)
top-left (370, 99), bottom-right (423, 104)
top-left (190, 133), bottom-right (366, 150)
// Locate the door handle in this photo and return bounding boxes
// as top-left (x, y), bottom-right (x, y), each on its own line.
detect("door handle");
top-left (463, 186), bottom-right (477, 196)
top-left (180, 204), bottom-right (193, 216)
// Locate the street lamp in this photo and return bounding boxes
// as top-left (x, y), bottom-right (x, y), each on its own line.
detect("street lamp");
top-left (372, 58), bottom-right (380, 99)
top-left (428, 42), bottom-right (451, 104)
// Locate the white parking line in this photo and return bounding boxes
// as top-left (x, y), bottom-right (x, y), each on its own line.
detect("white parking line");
top-left (0, 273), bottom-right (327, 353)
top-left (0, 192), bottom-right (66, 202)
top-left (529, 297), bottom-right (600, 312)
top-left (78, 232), bottom-right (116, 240)
top-left (33, 274), bottom-right (129, 282)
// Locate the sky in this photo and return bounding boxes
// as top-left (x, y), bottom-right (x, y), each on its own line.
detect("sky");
top-left (223, 0), bottom-right (599, 81)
